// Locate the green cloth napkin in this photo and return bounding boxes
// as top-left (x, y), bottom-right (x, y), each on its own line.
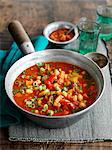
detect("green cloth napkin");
top-left (0, 35), bottom-right (48, 128)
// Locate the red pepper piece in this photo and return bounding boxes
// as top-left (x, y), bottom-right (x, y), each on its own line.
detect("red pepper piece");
top-left (45, 75), bottom-right (55, 90)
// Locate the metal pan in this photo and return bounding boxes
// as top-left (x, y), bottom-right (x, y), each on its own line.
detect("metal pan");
top-left (5, 21), bottom-right (105, 128)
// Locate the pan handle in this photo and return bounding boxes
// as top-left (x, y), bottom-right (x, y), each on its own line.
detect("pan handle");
top-left (8, 20), bottom-right (35, 55)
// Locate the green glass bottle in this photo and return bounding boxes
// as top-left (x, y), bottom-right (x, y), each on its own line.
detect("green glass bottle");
top-left (96, 5), bottom-right (112, 41)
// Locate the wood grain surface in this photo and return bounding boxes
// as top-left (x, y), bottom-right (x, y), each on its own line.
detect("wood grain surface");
top-left (0, 0), bottom-right (112, 149)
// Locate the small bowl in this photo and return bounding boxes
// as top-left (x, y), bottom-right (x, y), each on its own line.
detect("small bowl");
top-left (85, 52), bottom-right (109, 69)
top-left (43, 21), bottom-right (79, 46)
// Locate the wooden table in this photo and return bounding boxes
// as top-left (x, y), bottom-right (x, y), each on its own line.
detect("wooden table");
top-left (0, 0), bottom-right (112, 149)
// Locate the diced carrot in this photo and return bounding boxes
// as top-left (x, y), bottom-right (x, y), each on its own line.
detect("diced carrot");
top-left (15, 93), bottom-right (22, 97)
top-left (26, 80), bottom-right (33, 86)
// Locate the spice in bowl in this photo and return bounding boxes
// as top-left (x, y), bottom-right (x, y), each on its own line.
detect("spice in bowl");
top-left (49, 28), bottom-right (75, 42)
top-left (43, 21), bottom-right (79, 45)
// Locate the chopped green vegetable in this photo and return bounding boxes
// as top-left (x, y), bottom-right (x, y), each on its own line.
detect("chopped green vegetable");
top-left (39, 85), bottom-right (43, 91)
top-left (22, 70), bottom-right (26, 74)
top-left (63, 87), bottom-right (68, 92)
top-left (37, 98), bottom-right (43, 101)
top-left (34, 86), bottom-right (39, 90)
top-left (44, 89), bottom-right (50, 95)
top-left (72, 108), bottom-right (83, 113)
top-left (42, 84), bottom-right (46, 90)
top-left (47, 110), bottom-right (54, 116)
top-left (55, 86), bottom-right (61, 91)
top-left (41, 104), bottom-right (48, 112)
top-left (49, 96), bottom-right (54, 104)
top-left (37, 62), bottom-right (44, 67)
top-left (40, 67), bottom-right (45, 72)
top-left (74, 69), bottom-right (80, 73)
top-left (62, 91), bottom-right (67, 97)
top-left (31, 110), bottom-right (35, 113)
top-left (13, 89), bottom-right (19, 95)
top-left (18, 81), bottom-right (24, 87)
top-left (29, 75), bottom-right (33, 79)
top-left (20, 88), bottom-right (25, 94)
top-left (21, 75), bottom-right (26, 79)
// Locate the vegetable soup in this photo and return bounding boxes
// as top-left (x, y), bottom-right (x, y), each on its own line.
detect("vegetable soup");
top-left (13, 62), bottom-right (97, 116)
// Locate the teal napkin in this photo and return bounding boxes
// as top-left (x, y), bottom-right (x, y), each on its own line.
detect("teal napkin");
top-left (0, 35), bottom-right (48, 128)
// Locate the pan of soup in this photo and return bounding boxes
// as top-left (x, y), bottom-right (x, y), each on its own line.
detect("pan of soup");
top-left (5, 21), bottom-right (104, 128)
top-left (5, 49), bottom-right (104, 128)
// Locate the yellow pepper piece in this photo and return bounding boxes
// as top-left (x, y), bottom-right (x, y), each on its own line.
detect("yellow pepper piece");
top-left (26, 80), bottom-right (33, 86)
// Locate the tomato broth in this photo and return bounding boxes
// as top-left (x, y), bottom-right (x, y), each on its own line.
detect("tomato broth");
top-left (13, 62), bottom-right (98, 116)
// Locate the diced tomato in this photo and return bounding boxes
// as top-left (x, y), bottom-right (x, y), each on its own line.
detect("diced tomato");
top-left (67, 94), bottom-right (72, 100)
top-left (83, 93), bottom-right (89, 99)
top-left (60, 99), bottom-right (70, 105)
top-left (45, 81), bottom-right (54, 90)
top-left (73, 101), bottom-right (79, 106)
top-left (90, 85), bottom-right (95, 91)
top-left (45, 75), bottom-right (55, 90)
top-left (53, 112), bottom-right (65, 116)
top-left (68, 103), bottom-right (75, 110)
top-left (60, 99), bottom-right (75, 110)
top-left (46, 75), bottom-right (55, 83)
top-left (63, 110), bottom-right (70, 115)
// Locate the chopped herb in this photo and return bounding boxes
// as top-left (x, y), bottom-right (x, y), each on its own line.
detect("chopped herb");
top-left (22, 70), bottom-right (26, 74)
top-left (37, 62), bottom-right (44, 67)
top-left (22, 84), bottom-right (27, 89)
top-left (37, 98), bottom-right (43, 101)
top-left (13, 89), bottom-right (19, 95)
top-left (72, 108), bottom-right (83, 113)
top-left (79, 86), bottom-right (82, 90)
top-left (88, 90), bottom-right (96, 96)
top-left (29, 75), bottom-right (33, 79)
top-left (31, 110), bottom-right (35, 113)
top-left (55, 86), bottom-right (61, 91)
top-left (47, 110), bottom-right (54, 116)
top-left (62, 91), bottom-right (67, 97)
top-left (74, 69), bottom-right (80, 73)
top-left (34, 96), bottom-right (38, 99)
top-left (63, 87), bottom-right (68, 92)
top-left (40, 67), bottom-right (45, 72)
top-left (21, 75), bottom-right (26, 79)
top-left (84, 73), bottom-right (91, 80)
top-left (20, 88), bottom-right (25, 94)
top-left (39, 85), bottom-right (43, 91)
top-left (47, 70), bottom-right (51, 75)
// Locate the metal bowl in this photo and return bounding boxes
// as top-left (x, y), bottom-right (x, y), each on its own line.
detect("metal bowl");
top-left (5, 49), bottom-right (105, 128)
top-left (85, 52), bottom-right (109, 69)
top-left (43, 21), bottom-right (79, 46)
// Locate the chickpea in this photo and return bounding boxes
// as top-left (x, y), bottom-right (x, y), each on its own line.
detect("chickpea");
top-left (35, 110), bottom-right (39, 114)
top-left (26, 89), bottom-right (33, 94)
top-left (73, 95), bottom-right (78, 101)
top-left (79, 102), bottom-right (86, 108)
top-left (77, 94), bottom-right (83, 101)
